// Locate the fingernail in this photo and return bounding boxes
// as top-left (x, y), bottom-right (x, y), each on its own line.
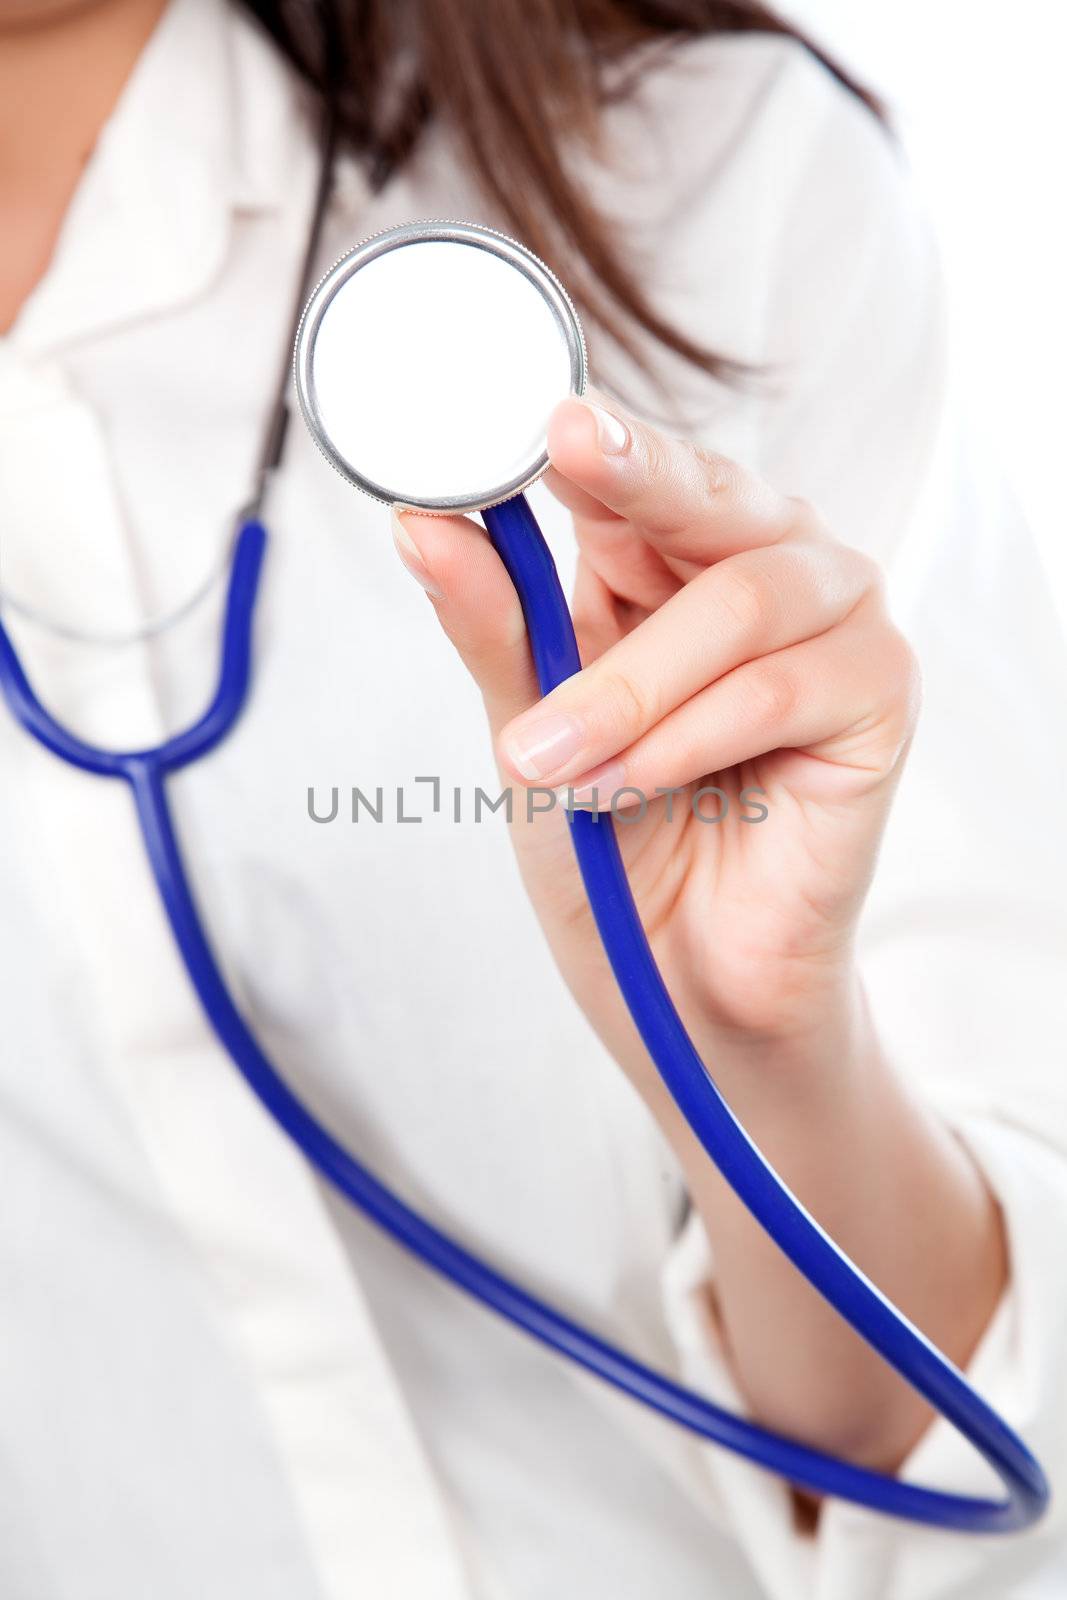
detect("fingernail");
top-left (391, 509), bottom-right (442, 596)
top-left (557, 760), bottom-right (626, 810)
top-left (502, 712), bottom-right (584, 781)
top-left (583, 399), bottom-right (630, 457)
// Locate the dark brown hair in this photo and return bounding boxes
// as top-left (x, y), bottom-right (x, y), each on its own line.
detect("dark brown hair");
top-left (242, 0), bottom-right (883, 381)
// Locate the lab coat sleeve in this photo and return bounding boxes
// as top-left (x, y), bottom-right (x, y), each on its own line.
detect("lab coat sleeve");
top-left (654, 41), bottom-right (1067, 1600)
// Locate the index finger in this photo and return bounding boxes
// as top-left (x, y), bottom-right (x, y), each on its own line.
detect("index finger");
top-left (546, 389), bottom-right (808, 564)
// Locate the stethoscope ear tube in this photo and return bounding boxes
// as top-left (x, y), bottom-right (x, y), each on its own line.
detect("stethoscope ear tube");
top-left (0, 501), bottom-right (1048, 1531)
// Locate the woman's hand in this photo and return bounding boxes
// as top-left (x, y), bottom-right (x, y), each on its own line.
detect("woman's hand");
top-left (393, 391), bottom-right (918, 1065)
top-left (392, 392), bottom-right (1003, 1476)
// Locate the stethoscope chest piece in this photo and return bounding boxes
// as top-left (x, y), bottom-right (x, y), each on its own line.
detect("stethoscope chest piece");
top-left (293, 221), bottom-right (586, 513)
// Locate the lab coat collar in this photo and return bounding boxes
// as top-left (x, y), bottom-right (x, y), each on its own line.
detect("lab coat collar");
top-left (11, 0), bottom-right (313, 357)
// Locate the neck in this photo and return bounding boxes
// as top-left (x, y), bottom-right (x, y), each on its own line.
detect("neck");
top-left (0, 0), bottom-right (169, 332)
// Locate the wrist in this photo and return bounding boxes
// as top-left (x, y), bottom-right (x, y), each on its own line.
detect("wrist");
top-left (648, 965), bottom-right (886, 1191)
top-left (698, 958), bottom-right (872, 1084)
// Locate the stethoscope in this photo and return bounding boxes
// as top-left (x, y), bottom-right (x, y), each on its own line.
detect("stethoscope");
top-left (0, 138), bottom-right (1049, 1533)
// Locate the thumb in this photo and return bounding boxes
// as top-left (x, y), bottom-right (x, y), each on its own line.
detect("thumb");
top-left (391, 508), bottom-right (540, 736)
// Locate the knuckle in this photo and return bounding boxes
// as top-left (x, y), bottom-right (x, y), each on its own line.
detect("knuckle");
top-left (692, 447), bottom-right (752, 523)
top-left (714, 563), bottom-right (768, 636)
top-left (824, 546), bottom-right (884, 612)
top-left (596, 667), bottom-right (656, 737)
top-left (692, 445), bottom-right (739, 499)
top-left (746, 659), bottom-right (797, 728)
top-left (640, 425), bottom-right (674, 484)
top-left (697, 452), bottom-right (796, 540)
top-left (633, 430), bottom-right (688, 535)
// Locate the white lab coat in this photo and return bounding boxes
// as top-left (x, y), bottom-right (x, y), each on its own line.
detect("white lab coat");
top-left (1, 1), bottom-right (1066, 1596)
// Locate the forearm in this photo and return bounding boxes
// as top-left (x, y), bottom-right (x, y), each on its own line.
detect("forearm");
top-left (665, 976), bottom-right (1007, 1472)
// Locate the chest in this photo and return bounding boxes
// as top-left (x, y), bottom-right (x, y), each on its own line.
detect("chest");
top-left (0, 321), bottom-right (686, 1334)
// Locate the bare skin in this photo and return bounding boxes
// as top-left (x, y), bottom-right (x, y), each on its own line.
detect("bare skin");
top-left (0, 0), bottom-right (167, 332)
top-left (2, 0), bottom-right (1006, 1507)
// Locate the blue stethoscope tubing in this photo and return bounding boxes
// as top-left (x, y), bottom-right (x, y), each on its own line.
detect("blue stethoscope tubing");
top-left (0, 499), bottom-right (1047, 1532)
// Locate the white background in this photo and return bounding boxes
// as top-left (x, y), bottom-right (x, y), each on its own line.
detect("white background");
top-left (787, 0), bottom-right (1067, 630)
